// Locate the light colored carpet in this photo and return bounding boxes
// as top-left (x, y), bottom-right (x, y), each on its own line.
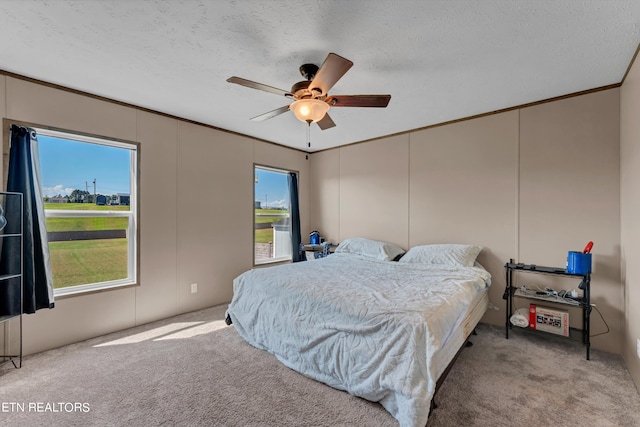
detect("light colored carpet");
top-left (0, 304), bottom-right (639, 426)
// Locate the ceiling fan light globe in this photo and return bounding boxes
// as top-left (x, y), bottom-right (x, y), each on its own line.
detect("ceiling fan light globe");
top-left (290, 99), bottom-right (330, 124)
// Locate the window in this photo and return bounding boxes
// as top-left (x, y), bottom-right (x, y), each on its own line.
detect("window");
top-left (254, 165), bottom-right (292, 264)
top-left (35, 127), bottom-right (138, 296)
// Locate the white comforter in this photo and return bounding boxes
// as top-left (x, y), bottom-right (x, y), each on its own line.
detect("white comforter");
top-left (227, 253), bottom-right (491, 427)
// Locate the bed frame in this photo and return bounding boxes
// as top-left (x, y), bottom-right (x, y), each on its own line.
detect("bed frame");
top-left (430, 329), bottom-right (476, 413)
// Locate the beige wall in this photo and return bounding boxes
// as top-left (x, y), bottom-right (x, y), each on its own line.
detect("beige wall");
top-left (0, 75), bottom-right (6, 118)
top-left (176, 123), bottom-right (253, 312)
top-left (136, 111), bottom-right (179, 323)
top-left (339, 134), bottom-right (409, 249)
top-left (310, 88), bottom-right (622, 352)
top-left (621, 52), bottom-right (640, 386)
top-left (309, 149), bottom-right (340, 244)
top-left (0, 76), bottom-right (309, 355)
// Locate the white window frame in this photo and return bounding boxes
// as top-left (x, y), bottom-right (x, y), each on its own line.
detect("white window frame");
top-left (35, 126), bottom-right (139, 297)
top-left (254, 164), bottom-right (294, 266)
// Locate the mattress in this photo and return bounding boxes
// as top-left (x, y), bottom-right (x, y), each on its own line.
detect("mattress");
top-left (432, 288), bottom-right (489, 381)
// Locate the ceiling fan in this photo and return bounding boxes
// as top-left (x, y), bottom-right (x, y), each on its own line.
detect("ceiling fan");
top-left (227, 53), bottom-right (391, 131)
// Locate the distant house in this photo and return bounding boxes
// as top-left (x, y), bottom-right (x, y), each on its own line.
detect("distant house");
top-left (255, 200), bottom-right (261, 209)
top-left (48, 196), bottom-right (69, 204)
top-left (95, 194), bottom-right (108, 206)
top-left (116, 193), bottom-right (130, 206)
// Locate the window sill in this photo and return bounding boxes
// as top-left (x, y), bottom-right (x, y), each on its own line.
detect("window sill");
top-left (254, 257), bottom-right (291, 268)
top-left (54, 281), bottom-right (139, 299)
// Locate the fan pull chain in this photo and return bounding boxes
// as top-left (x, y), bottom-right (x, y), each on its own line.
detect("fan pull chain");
top-left (307, 122), bottom-right (311, 148)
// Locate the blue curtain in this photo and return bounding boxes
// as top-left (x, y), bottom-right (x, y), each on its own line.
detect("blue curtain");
top-left (0, 125), bottom-right (54, 316)
top-left (287, 172), bottom-right (304, 262)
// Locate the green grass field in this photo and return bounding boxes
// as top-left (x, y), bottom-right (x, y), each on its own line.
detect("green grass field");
top-left (254, 209), bottom-right (288, 224)
top-left (254, 209), bottom-right (287, 244)
top-left (44, 203), bottom-right (129, 288)
top-left (49, 239), bottom-right (128, 288)
top-left (46, 216), bottom-right (128, 232)
top-left (254, 228), bottom-right (273, 244)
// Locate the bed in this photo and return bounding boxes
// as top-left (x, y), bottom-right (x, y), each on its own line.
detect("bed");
top-left (226, 238), bottom-right (491, 427)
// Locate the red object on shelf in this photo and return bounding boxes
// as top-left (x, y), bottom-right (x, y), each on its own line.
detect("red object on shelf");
top-left (529, 304), bottom-right (537, 329)
top-left (582, 241), bottom-right (593, 254)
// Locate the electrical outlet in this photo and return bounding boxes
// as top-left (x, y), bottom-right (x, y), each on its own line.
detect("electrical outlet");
top-left (190, 283), bottom-right (198, 294)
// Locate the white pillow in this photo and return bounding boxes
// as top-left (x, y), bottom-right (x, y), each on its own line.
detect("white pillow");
top-left (335, 238), bottom-right (405, 261)
top-left (398, 244), bottom-right (482, 267)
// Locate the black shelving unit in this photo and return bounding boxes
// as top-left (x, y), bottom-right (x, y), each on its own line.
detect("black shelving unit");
top-left (503, 258), bottom-right (591, 360)
top-left (0, 191), bottom-right (23, 369)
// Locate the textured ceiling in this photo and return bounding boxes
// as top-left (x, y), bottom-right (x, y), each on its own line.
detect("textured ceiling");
top-left (0, 0), bottom-right (639, 152)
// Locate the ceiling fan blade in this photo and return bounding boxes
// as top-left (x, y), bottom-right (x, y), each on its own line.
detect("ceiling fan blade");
top-left (250, 105), bottom-right (290, 121)
top-left (309, 53), bottom-right (353, 96)
top-left (227, 76), bottom-right (292, 98)
top-left (316, 113), bottom-right (336, 130)
top-left (327, 95), bottom-right (391, 108)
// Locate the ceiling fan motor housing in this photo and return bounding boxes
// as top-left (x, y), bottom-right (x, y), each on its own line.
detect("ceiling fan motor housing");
top-left (292, 63), bottom-right (323, 99)
top-left (299, 63), bottom-right (319, 80)
top-left (291, 80), bottom-right (322, 99)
